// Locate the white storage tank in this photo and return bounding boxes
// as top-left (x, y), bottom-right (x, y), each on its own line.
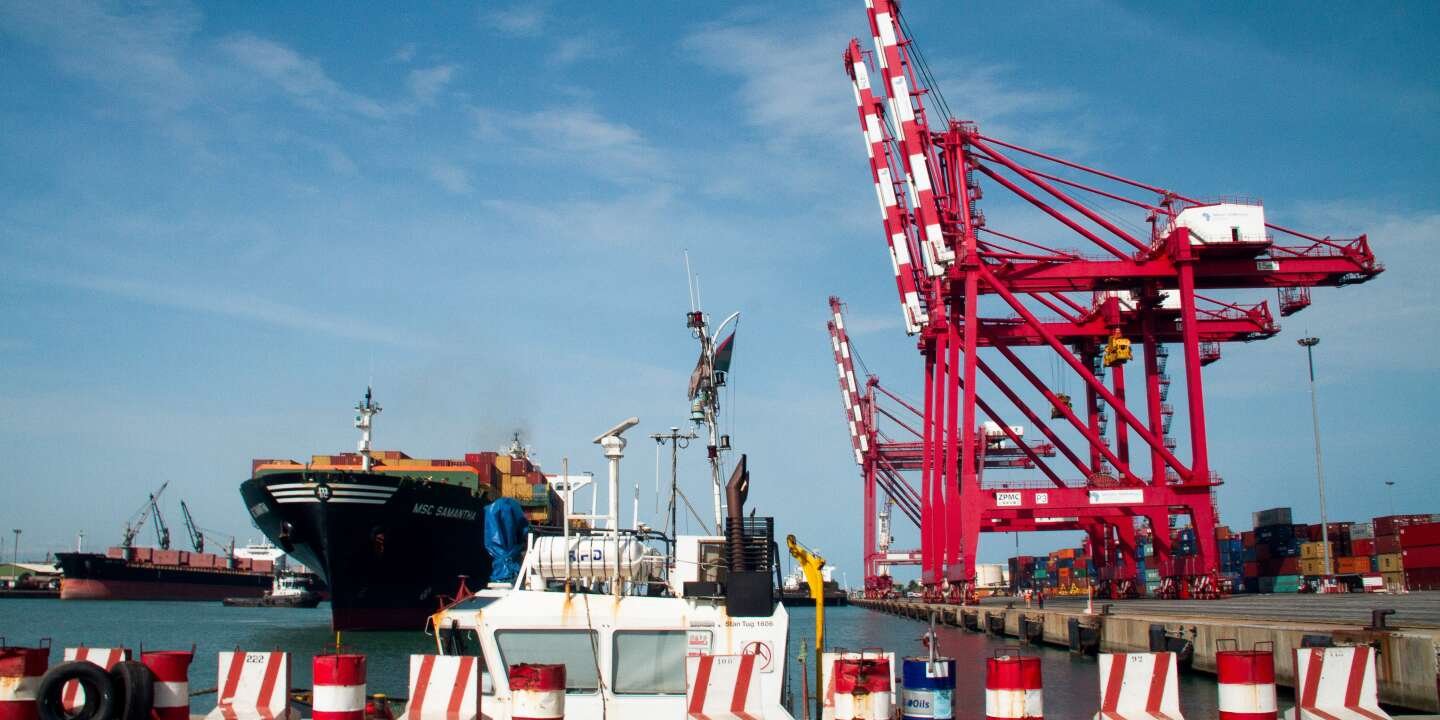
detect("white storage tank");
top-left (533, 535), bottom-right (652, 581)
top-left (1168, 202), bottom-right (1267, 245)
top-left (976, 563), bottom-right (1006, 589)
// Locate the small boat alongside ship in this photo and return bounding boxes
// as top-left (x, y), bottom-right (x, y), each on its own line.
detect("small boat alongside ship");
top-left (222, 573), bottom-right (322, 608)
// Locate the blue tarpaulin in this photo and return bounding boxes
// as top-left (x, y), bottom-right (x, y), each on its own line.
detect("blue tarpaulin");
top-left (485, 498), bottom-right (530, 583)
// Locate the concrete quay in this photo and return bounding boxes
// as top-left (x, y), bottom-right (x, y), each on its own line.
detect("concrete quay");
top-left (854, 593), bottom-right (1440, 713)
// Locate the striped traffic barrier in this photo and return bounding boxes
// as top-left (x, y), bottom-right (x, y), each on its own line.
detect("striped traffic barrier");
top-left (900, 657), bottom-right (955, 720)
top-left (141, 651), bottom-right (193, 720)
top-left (207, 651), bottom-right (297, 720)
top-left (1093, 652), bottom-right (1185, 720)
top-left (832, 655), bottom-right (893, 720)
top-left (61, 647), bottom-right (130, 713)
top-left (1284, 646), bottom-right (1393, 720)
top-left (1215, 642), bottom-right (1276, 720)
top-left (508, 664), bottom-right (563, 720)
top-left (401, 655), bottom-right (481, 720)
top-left (313, 655), bottom-right (366, 720)
top-left (0, 644), bottom-right (48, 720)
top-left (684, 654), bottom-right (761, 720)
top-left (986, 653), bottom-right (1042, 719)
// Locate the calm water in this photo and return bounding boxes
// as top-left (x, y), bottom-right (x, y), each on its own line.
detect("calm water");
top-left (1, 599), bottom-right (1235, 718)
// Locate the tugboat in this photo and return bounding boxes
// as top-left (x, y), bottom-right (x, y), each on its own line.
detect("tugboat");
top-left (425, 302), bottom-right (831, 718)
top-left (222, 573), bottom-right (322, 608)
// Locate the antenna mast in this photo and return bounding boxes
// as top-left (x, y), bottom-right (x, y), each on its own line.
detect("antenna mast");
top-left (355, 386), bottom-right (382, 471)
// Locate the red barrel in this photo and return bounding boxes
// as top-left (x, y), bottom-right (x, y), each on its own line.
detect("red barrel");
top-left (833, 657), bottom-right (892, 720)
top-left (0, 646), bottom-right (49, 720)
top-left (313, 655), bottom-right (367, 720)
top-left (1216, 649), bottom-right (1276, 720)
top-left (142, 651), bottom-right (193, 720)
top-left (985, 655), bottom-right (1043, 719)
top-left (509, 664), bottom-right (564, 720)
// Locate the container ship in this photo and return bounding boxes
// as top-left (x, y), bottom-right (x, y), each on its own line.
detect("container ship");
top-left (240, 388), bottom-right (564, 630)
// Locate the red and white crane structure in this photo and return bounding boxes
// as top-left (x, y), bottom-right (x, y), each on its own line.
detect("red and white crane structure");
top-left (836, 1), bottom-right (1383, 602)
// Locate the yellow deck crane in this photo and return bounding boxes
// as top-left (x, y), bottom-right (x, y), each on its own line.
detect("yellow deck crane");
top-left (786, 534), bottom-right (827, 720)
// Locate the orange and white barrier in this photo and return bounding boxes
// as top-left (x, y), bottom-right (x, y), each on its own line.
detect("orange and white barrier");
top-left (685, 654), bottom-right (762, 720)
top-left (142, 650), bottom-right (194, 720)
top-left (1093, 652), bottom-right (1184, 720)
top-left (0, 646), bottom-right (48, 720)
top-left (832, 656), bottom-right (893, 720)
top-left (986, 654), bottom-right (1042, 719)
top-left (1284, 646), bottom-right (1393, 720)
top-left (313, 655), bottom-right (366, 720)
top-left (402, 655), bottom-right (481, 720)
top-left (509, 663), bottom-right (563, 720)
top-left (208, 651), bottom-right (298, 720)
top-left (62, 646), bottom-right (130, 713)
top-left (1216, 648), bottom-right (1276, 720)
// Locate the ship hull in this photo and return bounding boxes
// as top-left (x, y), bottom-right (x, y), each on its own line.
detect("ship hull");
top-left (55, 554), bottom-right (271, 601)
top-left (241, 471), bottom-right (491, 631)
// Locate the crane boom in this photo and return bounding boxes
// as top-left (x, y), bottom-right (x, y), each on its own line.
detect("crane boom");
top-left (180, 500), bottom-right (204, 554)
top-left (150, 487), bottom-right (170, 550)
top-left (121, 481), bottom-right (169, 548)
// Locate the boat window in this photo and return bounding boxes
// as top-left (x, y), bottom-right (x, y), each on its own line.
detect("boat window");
top-left (495, 630), bottom-right (600, 693)
top-left (612, 630), bottom-right (687, 695)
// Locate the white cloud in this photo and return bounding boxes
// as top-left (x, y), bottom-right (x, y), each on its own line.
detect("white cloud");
top-left (550, 36), bottom-right (598, 65)
top-left (390, 43), bottom-right (417, 64)
top-left (428, 162), bottom-right (472, 195)
top-left (21, 267), bottom-right (432, 346)
top-left (472, 106), bottom-right (665, 184)
top-left (218, 33), bottom-right (389, 119)
top-left (407, 64), bottom-right (459, 104)
top-left (483, 4), bottom-right (546, 37)
top-left (0, 0), bottom-right (201, 113)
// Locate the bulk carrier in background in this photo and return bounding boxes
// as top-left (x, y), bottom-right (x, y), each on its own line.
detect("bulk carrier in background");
top-left (240, 388), bottom-right (567, 631)
top-left (57, 484), bottom-right (277, 601)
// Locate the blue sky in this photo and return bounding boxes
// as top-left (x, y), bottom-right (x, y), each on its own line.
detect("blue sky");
top-left (1, 1), bottom-right (1437, 582)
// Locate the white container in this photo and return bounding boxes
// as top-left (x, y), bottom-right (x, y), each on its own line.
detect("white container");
top-left (1169, 202), bottom-right (1267, 244)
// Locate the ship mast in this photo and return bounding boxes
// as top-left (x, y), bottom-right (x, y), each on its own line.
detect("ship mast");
top-left (686, 308), bottom-right (739, 534)
top-left (355, 386), bottom-right (382, 471)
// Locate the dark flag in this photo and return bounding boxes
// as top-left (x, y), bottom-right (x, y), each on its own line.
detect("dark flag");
top-left (687, 350), bottom-right (709, 399)
top-left (713, 332), bottom-right (736, 375)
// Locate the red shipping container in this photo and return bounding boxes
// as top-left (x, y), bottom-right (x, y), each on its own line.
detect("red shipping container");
top-left (1398, 523), bottom-right (1440, 549)
top-left (132, 547), bottom-right (153, 563)
top-left (107, 547), bottom-right (126, 559)
top-left (1373, 514), bottom-right (1432, 537)
top-left (251, 559), bottom-right (274, 573)
top-left (1241, 531), bottom-right (1256, 548)
top-left (1401, 545), bottom-right (1440, 570)
top-left (1349, 538), bottom-right (1376, 557)
top-left (1375, 535), bottom-right (1402, 555)
top-left (1404, 567), bottom-right (1440, 591)
top-left (1243, 562), bottom-right (1260, 578)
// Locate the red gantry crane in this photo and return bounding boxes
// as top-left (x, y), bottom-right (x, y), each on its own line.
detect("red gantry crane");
top-left (836, 1), bottom-right (1382, 602)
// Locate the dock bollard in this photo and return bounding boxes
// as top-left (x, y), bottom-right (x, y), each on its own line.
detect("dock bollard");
top-left (985, 653), bottom-right (1043, 719)
top-left (1215, 646), bottom-right (1275, 720)
top-left (312, 654), bottom-right (367, 720)
top-left (900, 657), bottom-right (955, 720)
top-left (0, 645), bottom-right (48, 720)
top-left (508, 664), bottom-right (563, 720)
top-left (141, 651), bottom-right (193, 720)
top-left (833, 656), bottom-right (893, 720)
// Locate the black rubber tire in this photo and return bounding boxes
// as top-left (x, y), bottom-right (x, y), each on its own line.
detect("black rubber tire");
top-left (109, 661), bottom-right (154, 720)
top-left (36, 660), bottom-right (117, 720)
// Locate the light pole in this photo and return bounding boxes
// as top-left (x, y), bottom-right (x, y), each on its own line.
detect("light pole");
top-left (1298, 337), bottom-right (1331, 578)
top-left (10, 529), bottom-right (19, 586)
top-left (1384, 481), bottom-right (1396, 517)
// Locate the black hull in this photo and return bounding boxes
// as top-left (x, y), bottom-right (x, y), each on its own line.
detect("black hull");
top-left (241, 471), bottom-right (491, 631)
top-left (222, 592), bottom-right (323, 609)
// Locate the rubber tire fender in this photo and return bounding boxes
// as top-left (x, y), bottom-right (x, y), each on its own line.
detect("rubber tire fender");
top-left (109, 660), bottom-right (155, 720)
top-left (35, 660), bottom-right (117, 720)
